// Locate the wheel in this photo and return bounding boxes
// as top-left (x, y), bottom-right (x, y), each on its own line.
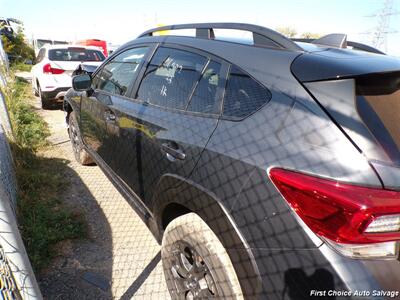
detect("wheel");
top-left (68, 111), bottom-right (93, 165)
top-left (162, 213), bottom-right (243, 300)
top-left (38, 84), bottom-right (51, 109)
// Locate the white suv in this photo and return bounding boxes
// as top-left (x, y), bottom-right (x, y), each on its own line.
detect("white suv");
top-left (31, 45), bottom-right (105, 108)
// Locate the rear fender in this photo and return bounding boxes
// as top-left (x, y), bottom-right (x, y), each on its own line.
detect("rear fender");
top-left (151, 174), bottom-right (262, 298)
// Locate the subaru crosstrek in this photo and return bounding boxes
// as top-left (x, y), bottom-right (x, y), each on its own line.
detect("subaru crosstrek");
top-left (64, 23), bottom-right (400, 299)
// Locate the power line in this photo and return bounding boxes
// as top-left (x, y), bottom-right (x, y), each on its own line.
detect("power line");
top-left (365, 0), bottom-right (399, 52)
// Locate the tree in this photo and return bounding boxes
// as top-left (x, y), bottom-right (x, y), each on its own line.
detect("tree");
top-left (300, 32), bottom-right (322, 39)
top-left (1, 26), bottom-right (35, 64)
top-left (276, 27), bottom-right (297, 38)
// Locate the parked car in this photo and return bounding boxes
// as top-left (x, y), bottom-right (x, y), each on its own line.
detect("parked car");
top-left (64, 23), bottom-right (400, 299)
top-left (32, 45), bottom-right (105, 108)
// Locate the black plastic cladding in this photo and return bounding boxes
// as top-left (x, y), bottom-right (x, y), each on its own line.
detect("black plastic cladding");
top-left (65, 28), bottom-right (400, 299)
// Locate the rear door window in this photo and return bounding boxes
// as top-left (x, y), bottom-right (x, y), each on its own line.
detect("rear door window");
top-left (223, 66), bottom-right (271, 119)
top-left (136, 47), bottom-right (207, 110)
top-left (48, 48), bottom-right (105, 62)
top-left (186, 61), bottom-right (222, 114)
top-left (96, 47), bottom-right (148, 96)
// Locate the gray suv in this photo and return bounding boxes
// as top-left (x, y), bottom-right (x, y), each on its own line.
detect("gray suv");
top-left (64, 23), bottom-right (400, 299)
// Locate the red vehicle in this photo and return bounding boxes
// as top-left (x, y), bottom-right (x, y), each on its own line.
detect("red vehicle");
top-left (76, 39), bottom-right (108, 57)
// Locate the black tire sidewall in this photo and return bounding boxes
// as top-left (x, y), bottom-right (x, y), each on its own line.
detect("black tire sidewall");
top-left (161, 213), bottom-right (243, 299)
top-left (38, 84), bottom-right (51, 109)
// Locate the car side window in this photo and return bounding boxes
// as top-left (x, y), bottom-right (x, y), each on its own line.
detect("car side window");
top-left (96, 47), bottom-right (148, 96)
top-left (223, 66), bottom-right (272, 119)
top-left (186, 61), bottom-right (222, 114)
top-left (136, 47), bottom-right (207, 110)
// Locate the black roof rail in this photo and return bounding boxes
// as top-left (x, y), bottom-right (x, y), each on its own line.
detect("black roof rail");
top-left (292, 36), bottom-right (385, 55)
top-left (138, 23), bottom-right (303, 51)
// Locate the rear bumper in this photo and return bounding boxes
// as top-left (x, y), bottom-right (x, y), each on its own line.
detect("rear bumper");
top-left (250, 245), bottom-right (400, 298)
top-left (42, 87), bottom-right (70, 100)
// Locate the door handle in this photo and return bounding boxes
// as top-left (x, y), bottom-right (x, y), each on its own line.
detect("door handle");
top-left (104, 110), bottom-right (116, 122)
top-left (161, 143), bottom-right (186, 161)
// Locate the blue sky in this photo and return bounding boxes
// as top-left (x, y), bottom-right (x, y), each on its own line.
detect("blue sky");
top-left (1, 0), bottom-right (399, 55)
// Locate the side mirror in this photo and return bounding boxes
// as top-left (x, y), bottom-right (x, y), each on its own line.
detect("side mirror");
top-left (72, 74), bottom-right (92, 91)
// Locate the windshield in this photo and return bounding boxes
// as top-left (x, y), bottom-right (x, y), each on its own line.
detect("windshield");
top-left (356, 72), bottom-right (400, 164)
top-left (48, 48), bottom-right (105, 62)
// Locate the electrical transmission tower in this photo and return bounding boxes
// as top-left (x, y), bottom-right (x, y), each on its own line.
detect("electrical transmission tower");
top-left (367, 0), bottom-right (399, 52)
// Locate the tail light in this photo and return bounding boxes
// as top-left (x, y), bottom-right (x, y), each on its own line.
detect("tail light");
top-left (43, 63), bottom-right (64, 75)
top-left (268, 168), bottom-right (400, 259)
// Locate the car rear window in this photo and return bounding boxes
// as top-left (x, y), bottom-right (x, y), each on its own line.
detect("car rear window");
top-left (223, 66), bottom-right (272, 119)
top-left (48, 48), bottom-right (105, 62)
top-left (356, 72), bottom-right (400, 163)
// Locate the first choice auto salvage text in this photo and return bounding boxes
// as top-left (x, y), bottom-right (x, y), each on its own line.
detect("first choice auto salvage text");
top-left (310, 290), bottom-right (399, 298)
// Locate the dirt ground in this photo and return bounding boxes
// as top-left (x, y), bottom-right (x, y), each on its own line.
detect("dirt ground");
top-left (34, 99), bottom-right (170, 300)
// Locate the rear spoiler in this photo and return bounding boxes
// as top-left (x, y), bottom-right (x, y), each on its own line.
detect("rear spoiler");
top-left (292, 34), bottom-right (385, 55)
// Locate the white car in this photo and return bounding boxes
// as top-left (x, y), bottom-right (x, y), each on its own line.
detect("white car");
top-left (31, 45), bottom-right (105, 108)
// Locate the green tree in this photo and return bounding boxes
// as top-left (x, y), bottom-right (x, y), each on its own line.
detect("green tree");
top-left (276, 27), bottom-right (297, 38)
top-left (1, 27), bottom-right (35, 64)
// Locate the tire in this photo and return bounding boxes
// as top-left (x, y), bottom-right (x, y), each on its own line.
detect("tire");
top-left (38, 84), bottom-right (51, 109)
top-left (162, 213), bottom-right (244, 300)
top-left (68, 111), bottom-right (93, 165)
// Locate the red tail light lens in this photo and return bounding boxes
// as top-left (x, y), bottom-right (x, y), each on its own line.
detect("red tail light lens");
top-left (43, 63), bottom-right (64, 75)
top-left (268, 168), bottom-right (400, 244)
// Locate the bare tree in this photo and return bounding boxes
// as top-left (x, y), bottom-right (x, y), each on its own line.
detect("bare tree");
top-left (300, 32), bottom-right (321, 39)
top-left (276, 27), bottom-right (297, 38)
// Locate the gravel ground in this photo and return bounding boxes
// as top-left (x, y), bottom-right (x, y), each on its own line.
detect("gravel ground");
top-left (34, 99), bottom-right (170, 300)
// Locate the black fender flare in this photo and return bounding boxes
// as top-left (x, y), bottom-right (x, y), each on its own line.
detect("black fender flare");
top-left (151, 174), bottom-right (262, 298)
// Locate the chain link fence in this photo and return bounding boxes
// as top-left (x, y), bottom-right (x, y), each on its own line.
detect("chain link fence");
top-left (0, 38), bottom-right (42, 300)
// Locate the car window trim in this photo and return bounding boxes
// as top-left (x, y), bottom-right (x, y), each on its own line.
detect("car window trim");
top-left (185, 60), bottom-right (230, 116)
top-left (132, 43), bottom-right (228, 118)
top-left (184, 59), bottom-right (211, 110)
top-left (92, 44), bottom-right (155, 99)
top-left (127, 43), bottom-right (160, 100)
top-left (220, 64), bottom-right (273, 121)
top-left (90, 42), bottom-right (154, 82)
top-left (132, 44), bottom-right (210, 109)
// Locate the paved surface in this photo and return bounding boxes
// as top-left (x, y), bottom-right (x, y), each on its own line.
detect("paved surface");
top-left (35, 100), bottom-right (170, 299)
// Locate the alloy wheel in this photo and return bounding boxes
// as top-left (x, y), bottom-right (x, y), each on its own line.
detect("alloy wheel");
top-left (170, 241), bottom-right (217, 299)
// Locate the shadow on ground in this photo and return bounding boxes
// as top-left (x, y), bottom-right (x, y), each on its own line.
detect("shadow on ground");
top-left (35, 155), bottom-right (114, 300)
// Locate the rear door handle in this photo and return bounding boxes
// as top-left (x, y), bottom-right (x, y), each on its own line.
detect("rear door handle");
top-left (161, 143), bottom-right (186, 161)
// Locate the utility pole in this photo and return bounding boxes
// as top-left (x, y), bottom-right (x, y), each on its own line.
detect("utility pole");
top-left (367, 0), bottom-right (399, 52)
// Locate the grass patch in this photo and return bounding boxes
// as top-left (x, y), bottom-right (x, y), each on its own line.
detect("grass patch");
top-left (11, 62), bottom-right (32, 73)
top-left (5, 77), bottom-right (48, 150)
top-left (4, 73), bottom-right (86, 271)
